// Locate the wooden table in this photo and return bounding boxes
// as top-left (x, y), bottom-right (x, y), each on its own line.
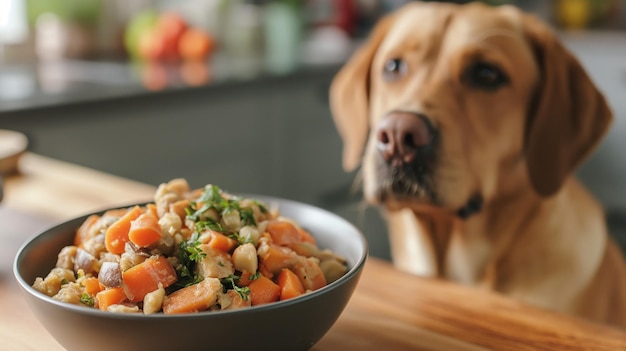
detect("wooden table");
top-left (2, 153), bottom-right (626, 351)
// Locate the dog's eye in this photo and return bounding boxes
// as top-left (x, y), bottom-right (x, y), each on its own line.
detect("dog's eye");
top-left (383, 58), bottom-right (407, 81)
top-left (464, 62), bottom-right (508, 90)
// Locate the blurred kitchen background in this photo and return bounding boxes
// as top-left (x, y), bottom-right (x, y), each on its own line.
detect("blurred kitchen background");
top-left (1, 0), bottom-right (625, 260)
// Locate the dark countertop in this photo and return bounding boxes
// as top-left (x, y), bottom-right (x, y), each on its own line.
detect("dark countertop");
top-left (0, 50), bottom-right (345, 114)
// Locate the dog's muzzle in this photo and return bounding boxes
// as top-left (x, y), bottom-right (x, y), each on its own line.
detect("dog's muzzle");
top-left (374, 111), bottom-right (438, 202)
top-left (374, 111), bottom-right (482, 219)
top-left (376, 111), bottom-right (435, 166)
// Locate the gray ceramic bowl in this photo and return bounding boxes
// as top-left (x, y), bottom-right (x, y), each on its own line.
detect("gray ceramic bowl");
top-left (14, 195), bottom-right (367, 351)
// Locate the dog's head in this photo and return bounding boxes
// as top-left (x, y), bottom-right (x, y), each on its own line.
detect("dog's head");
top-left (330, 2), bottom-right (612, 216)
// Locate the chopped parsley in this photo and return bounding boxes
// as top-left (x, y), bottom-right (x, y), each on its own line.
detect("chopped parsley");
top-left (80, 293), bottom-right (95, 307)
top-left (220, 274), bottom-right (251, 301)
top-left (175, 232), bottom-right (206, 288)
top-left (227, 232), bottom-right (254, 246)
top-left (195, 218), bottom-right (223, 233)
top-left (199, 185), bottom-right (224, 204)
top-left (240, 208), bottom-right (256, 226)
top-left (249, 271), bottom-right (261, 281)
top-left (185, 185), bottom-right (260, 233)
top-left (253, 200), bottom-right (268, 214)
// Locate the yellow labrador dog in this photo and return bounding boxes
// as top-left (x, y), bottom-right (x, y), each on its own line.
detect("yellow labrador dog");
top-left (330, 1), bottom-right (626, 328)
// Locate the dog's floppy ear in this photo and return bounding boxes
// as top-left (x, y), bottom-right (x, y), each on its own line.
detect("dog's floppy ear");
top-left (329, 13), bottom-right (396, 172)
top-left (523, 15), bottom-right (613, 197)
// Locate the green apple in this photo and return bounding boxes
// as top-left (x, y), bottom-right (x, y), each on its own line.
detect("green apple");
top-left (124, 10), bottom-right (159, 59)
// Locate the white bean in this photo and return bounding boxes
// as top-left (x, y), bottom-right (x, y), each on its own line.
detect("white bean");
top-left (221, 209), bottom-right (241, 231)
top-left (158, 213), bottom-right (182, 235)
top-left (232, 243), bottom-right (258, 274)
top-left (239, 226), bottom-right (260, 245)
top-left (143, 285), bottom-right (165, 315)
top-left (107, 304), bottom-right (140, 314)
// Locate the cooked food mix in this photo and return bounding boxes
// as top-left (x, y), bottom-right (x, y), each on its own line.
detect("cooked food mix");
top-left (33, 179), bottom-right (348, 314)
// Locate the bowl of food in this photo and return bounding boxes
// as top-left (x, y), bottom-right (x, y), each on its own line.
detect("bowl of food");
top-left (13, 179), bottom-right (367, 351)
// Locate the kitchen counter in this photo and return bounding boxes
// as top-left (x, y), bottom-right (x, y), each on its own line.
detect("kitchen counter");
top-left (0, 49), bottom-right (344, 114)
top-left (2, 153), bottom-right (626, 350)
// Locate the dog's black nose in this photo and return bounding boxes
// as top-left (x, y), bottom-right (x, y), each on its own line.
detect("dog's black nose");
top-left (376, 111), bottom-right (434, 164)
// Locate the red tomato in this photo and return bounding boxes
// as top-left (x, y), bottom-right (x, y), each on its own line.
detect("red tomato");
top-left (157, 12), bottom-right (188, 61)
top-left (158, 12), bottom-right (187, 39)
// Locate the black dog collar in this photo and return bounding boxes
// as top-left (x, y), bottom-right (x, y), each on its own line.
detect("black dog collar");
top-left (456, 195), bottom-right (483, 219)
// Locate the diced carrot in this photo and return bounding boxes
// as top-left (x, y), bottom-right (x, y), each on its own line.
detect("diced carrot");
top-left (129, 212), bottom-right (162, 247)
top-left (239, 271), bottom-right (256, 287)
top-left (248, 275), bottom-right (281, 306)
top-left (258, 243), bottom-right (297, 275)
top-left (162, 277), bottom-right (221, 314)
top-left (122, 256), bottom-right (178, 302)
top-left (82, 277), bottom-right (103, 295)
top-left (265, 220), bottom-right (302, 247)
top-left (298, 228), bottom-right (317, 245)
top-left (258, 263), bottom-right (273, 279)
top-left (103, 208), bottom-right (132, 218)
top-left (277, 268), bottom-right (305, 301)
top-left (206, 231), bottom-right (237, 253)
top-left (105, 206), bottom-right (143, 254)
top-left (74, 214), bottom-right (100, 247)
top-left (96, 287), bottom-right (127, 311)
top-left (292, 258), bottom-right (327, 291)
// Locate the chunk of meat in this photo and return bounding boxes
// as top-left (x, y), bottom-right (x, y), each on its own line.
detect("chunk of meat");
top-left (162, 277), bottom-right (222, 314)
top-left (33, 268), bottom-right (76, 296)
top-left (154, 178), bottom-right (191, 217)
top-left (219, 289), bottom-right (252, 310)
top-left (197, 245), bottom-right (234, 279)
top-left (55, 246), bottom-right (78, 270)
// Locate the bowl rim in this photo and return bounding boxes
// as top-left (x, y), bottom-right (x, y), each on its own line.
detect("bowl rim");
top-left (13, 194), bottom-right (369, 319)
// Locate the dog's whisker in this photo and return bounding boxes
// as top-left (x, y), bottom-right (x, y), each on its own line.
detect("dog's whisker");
top-left (350, 170), bottom-right (364, 196)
